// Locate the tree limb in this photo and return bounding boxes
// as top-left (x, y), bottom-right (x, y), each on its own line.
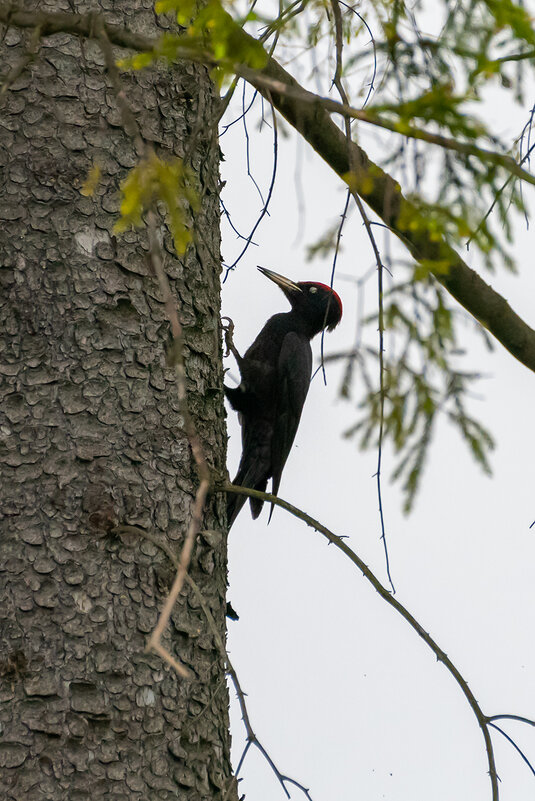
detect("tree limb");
top-left (238, 51), bottom-right (535, 374)
top-left (0, 3), bottom-right (153, 51)
top-left (221, 481), bottom-right (500, 801)
top-left (1, 0), bottom-right (534, 373)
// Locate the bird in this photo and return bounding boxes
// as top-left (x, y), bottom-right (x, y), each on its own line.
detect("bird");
top-left (224, 266), bottom-right (343, 527)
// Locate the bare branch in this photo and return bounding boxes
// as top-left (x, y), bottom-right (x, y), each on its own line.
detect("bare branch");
top-left (329, 0), bottom-right (394, 592)
top-left (235, 67), bottom-right (535, 186)
top-left (225, 93), bottom-right (278, 274)
top-left (93, 23), bottom-right (212, 677)
top-left (221, 481), bottom-right (500, 801)
top-left (144, 211), bottom-right (211, 674)
top-left (488, 722), bottom-right (535, 780)
top-left (488, 714), bottom-right (535, 727)
top-left (0, 3), bottom-right (153, 51)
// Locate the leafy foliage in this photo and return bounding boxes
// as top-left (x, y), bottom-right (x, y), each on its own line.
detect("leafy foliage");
top-left (115, 153), bottom-right (199, 255)
top-left (342, 279), bottom-right (495, 512)
top-left (246, 0), bottom-right (533, 269)
top-left (117, 0), bottom-right (533, 509)
top-left (241, 0), bottom-right (531, 508)
top-left (119, 0), bottom-right (267, 84)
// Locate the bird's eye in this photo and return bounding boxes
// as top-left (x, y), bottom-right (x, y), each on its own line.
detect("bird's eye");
top-left (309, 286), bottom-right (318, 294)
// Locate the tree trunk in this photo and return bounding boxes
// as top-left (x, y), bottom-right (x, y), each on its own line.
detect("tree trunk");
top-left (0, 2), bottom-right (232, 799)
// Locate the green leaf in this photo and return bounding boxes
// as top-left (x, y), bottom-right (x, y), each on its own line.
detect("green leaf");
top-left (115, 153), bottom-right (198, 255)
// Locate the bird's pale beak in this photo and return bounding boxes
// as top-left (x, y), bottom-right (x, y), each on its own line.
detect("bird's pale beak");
top-left (257, 266), bottom-right (302, 295)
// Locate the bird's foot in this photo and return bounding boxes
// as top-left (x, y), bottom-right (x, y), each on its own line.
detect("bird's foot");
top-left (222, 316), bottom-right (242, 364)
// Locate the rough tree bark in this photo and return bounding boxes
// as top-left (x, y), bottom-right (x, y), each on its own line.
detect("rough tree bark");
top-left (0, 2), bottom-right (232, 799)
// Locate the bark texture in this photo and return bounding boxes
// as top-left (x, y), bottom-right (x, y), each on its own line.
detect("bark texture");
top-left (0, 2), bottom-right (232, 799)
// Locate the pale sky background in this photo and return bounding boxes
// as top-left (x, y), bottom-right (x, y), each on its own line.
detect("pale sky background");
top-left (218, 30), bottom-right (535, 801)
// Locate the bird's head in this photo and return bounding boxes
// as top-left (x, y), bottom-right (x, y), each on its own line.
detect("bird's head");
top-left (258, 266), bottom-right (343, 333)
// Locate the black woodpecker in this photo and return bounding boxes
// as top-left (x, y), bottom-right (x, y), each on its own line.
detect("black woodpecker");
top-left (225, 266), bottom-right (343, 527)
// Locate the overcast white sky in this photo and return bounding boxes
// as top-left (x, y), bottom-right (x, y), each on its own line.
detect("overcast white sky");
top-left (218, 47), bottom-right (535, 801)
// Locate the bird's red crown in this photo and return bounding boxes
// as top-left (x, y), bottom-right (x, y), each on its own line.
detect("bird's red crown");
top-left (298, 282), bottom-right (343, 317)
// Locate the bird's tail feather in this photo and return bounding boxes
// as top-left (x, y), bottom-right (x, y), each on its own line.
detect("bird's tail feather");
top-left (227, 461), bottom-right (269, 528)
top-left (226, 491), bottom-right (248, 529)
top-left (250, 477), bottom-right (267, 519)
top-left (227, 419), bottom-right (272, 528)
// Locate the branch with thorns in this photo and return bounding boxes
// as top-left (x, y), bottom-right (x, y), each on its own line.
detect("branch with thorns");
top-left (221, 480), bottom-right (535, 801)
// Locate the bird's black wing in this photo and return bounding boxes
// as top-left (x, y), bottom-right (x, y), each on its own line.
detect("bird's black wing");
top-left (270, 331), bottom-right (312, 502)
top-left (225, 349), bottom-right (277, 526)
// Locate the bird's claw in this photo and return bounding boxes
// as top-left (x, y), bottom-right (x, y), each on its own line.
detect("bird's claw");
top-left (222, 316), bottom-right (241, 362)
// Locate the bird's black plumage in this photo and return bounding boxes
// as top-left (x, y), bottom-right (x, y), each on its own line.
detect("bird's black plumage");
top-left (225, 267), bottom-right (343, 527)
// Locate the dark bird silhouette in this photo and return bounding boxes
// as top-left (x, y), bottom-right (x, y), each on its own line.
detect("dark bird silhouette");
top-left (225, 266), bottom-right (343, 527)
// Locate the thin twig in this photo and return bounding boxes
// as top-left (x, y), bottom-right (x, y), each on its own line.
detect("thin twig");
top-left (224, 93), bottom-right (278, 275)
top-left (221, 197), bottom-right (258, 243)
top-left (145, 211), bottom-right (211, 673)
top-left (242, 79), bottom-right (266, 205)
top-left (467, 111), bottom-right (535, 247)
top-left (348, 197), bottom-right (396, 593)
top-left (116, 523), bottom-right (312, 801)
top-left (338, 1), bottom-right (376, 107)
top-left (218, 74), bottom-right (241, 126)
top-left (221, 480), bottom-right (500, 801)
top-left (220, 82), bottom-right (258, 134)
top-left (259, 0), bottom-right (308, 44)
top-left (96, 18), bottom-right (212, 677)
top-left (488, 722), bottom-right (535, 779)
top-left (95, 19), bottom-right (145, 157)
top-left (330, 0), bottom-right (395, 593)
top-left (488, 714), bottom-right (535, 727)
top-left (314, 189), bottom-right (351, 385)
